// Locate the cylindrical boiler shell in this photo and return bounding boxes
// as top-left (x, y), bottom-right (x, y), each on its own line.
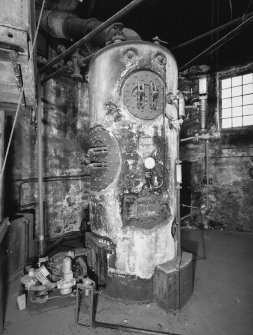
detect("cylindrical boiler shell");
top-left (88, 41), bottom-right (179, 281)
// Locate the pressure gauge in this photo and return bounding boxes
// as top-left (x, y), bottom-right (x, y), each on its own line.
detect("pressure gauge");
top-left (144, 156), bottom-right (156, 170)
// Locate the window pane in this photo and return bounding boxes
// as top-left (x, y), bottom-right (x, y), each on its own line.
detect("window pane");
top-left (232, 96), bottom-right (242, 107)
top-left (232, 107), bottom-right (242, 117)
top-left (222, 108), bottom-right (232, 118)
top-left (243, 73), bottom-right (253, 85)
top-left (222, 88), bottom-right (231, 98)
top-left (243, 94), bottom-right (253, 105)
top-left (222, 98), bottom-right (231, 108)
top-left (232, 117), bottom-right (242, 127)
top-left (243, 114), bottom-right (253, 126)
top-left (232, 76), bottom-right (242, 87)
top-left (221, 73), bottom-right (253, 129)
top-left (232, 86), bottom-right (242, 96)
top-left (243, 83), bottom-right (253, 95)
top-left (222, 78), bottom-right (231, 89)
top-left (243, 105), bottom-right (253, 115)
top-left (222, 118), bottom-right (232, 128)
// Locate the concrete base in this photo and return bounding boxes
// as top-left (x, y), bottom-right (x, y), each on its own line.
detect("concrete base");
top-left (153, 252), bottom-right (193, 312)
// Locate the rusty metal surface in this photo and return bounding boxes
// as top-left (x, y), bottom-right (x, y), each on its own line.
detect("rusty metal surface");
top-left (88, 41), bottom-right (179, 280)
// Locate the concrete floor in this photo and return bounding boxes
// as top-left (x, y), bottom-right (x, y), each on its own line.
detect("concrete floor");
top-left (2, 229), bottom-right (253, 335)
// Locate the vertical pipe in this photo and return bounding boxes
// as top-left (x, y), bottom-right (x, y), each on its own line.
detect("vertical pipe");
top-left (37, 74), bottom-right (45, 256)
top-left (175, 130), bottom-right (182, 310)
top-left (199, 96), bottom-right (207, 132)
top-left (0, 110), bottom-right (4, 222)
top-left (205, 139), bottom-right (209, 208)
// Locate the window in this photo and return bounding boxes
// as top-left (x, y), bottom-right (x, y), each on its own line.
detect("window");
top-left (221, 73), bottom-right (253, 128)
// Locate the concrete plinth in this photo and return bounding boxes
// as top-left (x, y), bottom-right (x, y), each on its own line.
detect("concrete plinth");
top-left (153, 252), bottom-right (193, 312)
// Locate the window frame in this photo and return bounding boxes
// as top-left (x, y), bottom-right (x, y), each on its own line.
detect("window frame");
top-left (218, 65), bottom-right (253, 132)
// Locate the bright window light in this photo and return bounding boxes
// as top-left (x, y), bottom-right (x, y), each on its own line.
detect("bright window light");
top-left (221, 73), bottom-right (253, 128)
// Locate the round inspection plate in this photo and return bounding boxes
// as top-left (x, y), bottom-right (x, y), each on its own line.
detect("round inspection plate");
top-left (122, 70), bottom-right (165, 120)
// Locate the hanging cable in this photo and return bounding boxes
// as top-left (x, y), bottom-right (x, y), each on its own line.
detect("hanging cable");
top-left (179, 13), bottom-right (253, 71)
top-left (0, 0), bottom-right (46, 184)
top-left (228, 0), bottom-right (233, 20)
top-left (244, 0), bottom-right (253, 14)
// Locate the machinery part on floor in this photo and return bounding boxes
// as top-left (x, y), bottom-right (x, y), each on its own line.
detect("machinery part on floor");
top-left (57, 257), bottom-right (76, 294)
top-left (20, 233), bottom-right (113, 303)
top-left (20, 248), bottom-right (88, 302)
top-left (39, 0), bottom-right (146, 73)
top-left (76, 280), bottom-right (182, 335)
top-left (85, 232), bottom-right (114, 286)
top-left (57, 256), bottom-right (76, 294)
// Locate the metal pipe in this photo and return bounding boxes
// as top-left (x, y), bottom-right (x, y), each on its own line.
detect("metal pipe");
top-left (180, 213), bottom-right (192, 221)
top-left (41, 53), bottom-right (94, 84)
top-left (204, 139), bottom-right (209, 208)
top-left (199, 96), bottom-right (207, 132)
top-left (179, 14), bottom-right (253, 71)
top-left (10, 173), bottom-right (90, 183)
top-left (76, 276), bottom-right (182, 335)
top-left (38, 0), bottom-right (145, 74)
top-left (180, 134), bottom-right (215, 143)
top-left (92, 321), bottom-right (181, 335)
top-left (18, 174), bottom-right (90, 208)
top-left (39, 11), bottom-right (141, 43)
top-left (37, 73), bottom-right (45, 256)
top-left (175, 130), bottom-right (182, 311)
top-left (171, 11), bottom-right (253, 50)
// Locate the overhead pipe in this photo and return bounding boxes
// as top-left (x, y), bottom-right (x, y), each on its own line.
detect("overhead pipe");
top-left (39, 10), bottom-right (141, 45)
top-left (36, 0), bottom-right (80, 11)
top-left (171, 11), bottom-right (253, 50)
top-left (39, 0), bottom-right (145, 74)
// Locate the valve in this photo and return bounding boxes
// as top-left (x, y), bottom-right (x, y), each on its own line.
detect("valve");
top-left (106, 23), bottom-right (126, 44)
top-left (152, 36), bottom-right (168, 45)
top-left (78, 277), bottom-right (95, 296)
top-left (71, 51), bottom-right (83, 81)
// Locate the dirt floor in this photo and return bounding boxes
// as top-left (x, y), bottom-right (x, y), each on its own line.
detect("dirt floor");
top-left (2, 229), bottom-right (253, 335)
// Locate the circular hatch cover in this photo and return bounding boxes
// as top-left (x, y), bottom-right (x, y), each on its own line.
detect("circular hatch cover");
top-left (122, 70), bottom-right (165, 120)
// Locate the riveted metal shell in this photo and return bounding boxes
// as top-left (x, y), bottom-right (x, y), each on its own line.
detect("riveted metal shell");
top-left (88, 41), bottom-right (178, 280)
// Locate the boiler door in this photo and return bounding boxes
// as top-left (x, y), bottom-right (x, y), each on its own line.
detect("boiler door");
top-left (122, 70), bottom-right (165, 120)
top-left (89, 126), bottom-right (120, 191)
